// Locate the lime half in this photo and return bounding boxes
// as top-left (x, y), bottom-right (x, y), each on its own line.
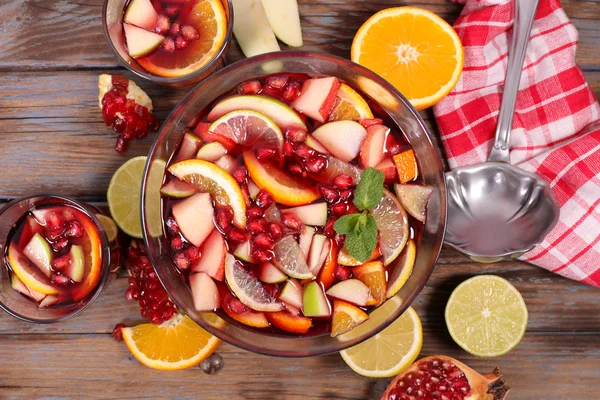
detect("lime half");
top-left (445, 275), bottom-right (528, 358)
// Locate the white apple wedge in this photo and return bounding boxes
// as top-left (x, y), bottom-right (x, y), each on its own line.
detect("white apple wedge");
top-left (192, 229), bottom-right (226, 281)
top-left (279, 279), bottom-right (303, 308)
top-left (326, 279), bottom-right (371, 306)
top-left (307, 234), bottom-right (327, 275)
top-left (312, 121), bottom-right (367, 162)
top-left (360, 124), bottom-right (388, 168)
top-left (298, 225), bottom-right (316, 260)
top-left (257, 262), bottom-right (288, 283)
top-left (196, 142), bottom-right (228, 162)
top-left (261, 0), bottom-right (303, 47)
top-left (190, 272), bottom-right (220, 311)
top-left (282, 202), bottom-right (328, 226)
top-left (124, 0), bottom-right (159, 31)
top-left (124, 24), bottom-right (164, 59)
top-left (231, 0), bottom-right (280, 58)
top-left (171, 193), bottom-right (215, 247)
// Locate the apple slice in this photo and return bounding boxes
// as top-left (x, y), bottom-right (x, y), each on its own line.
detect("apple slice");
top-left (273, 235), bottom-right (314, 279)
top-left (214, 155), bottom-right (240, 175)
top-left (39, 295), bottom-right (59, 308)
top-left (394, 184), bottom-right (433, 222)
top-left (23, 233), bottom-right (53, 278)
top-left (123, 24), bottom-right (164, 59)
top-left (285, 303), bottom-right (301, 316)
top-left (233, 239), bottom-right (255, 263)
top-left (64, 245), bottom-right (84, 283)
top-left (208, 95), bottom-right (306, 130)
top-left (326, 279), bottom-right (371, 306)
top-left (375, 157), bottom-right (397, 184)
top-left (331, 300), bottom-right (369, 337)
top-left (282, 202), bottom-right (328, 227)
top-left (190, 272), bottom-right (220, 311)
top-left (292, 77), bottom-right (340, 123)
top-left (312, 121), bottom-right (367, 163)
top-left (307, 234), bottom-right (327, 275)
top-left (123, 0), bottom-right (159, 31)
top-left (160, 179), bottom-right (196, 198)
top-left (231, 0), bottom-right (280, 58)
top-left (305, 135), bottom-right (329, 154)
top-left (298, 225), bottom-right (316, 259)
top-left (11, 274), bottom-right (46, 302)
top-left (257, 262), bottom-right (288, 284)
top-left (279, 278), bottom-right (303, 308)
top-left (192, 229), bottom-right (226, 281)
top-left (196, 142), bottom-right (228, 162)
top-left (247, 180), bottom-right (260, 200)
top-left (303, 281), bottom-right (331, 317)
top-left (266, 311), bottom-right (312, 334)
top-left (262, 0), bottom-right (303, 47)
top-left (360, 124), bottom-right (388, 168)
top-left (174, 132), bottom-right (202, 162)
top-left (7, 243), bottom-right (58, 295)
top-left (172, 193), bottom-right (215, 247)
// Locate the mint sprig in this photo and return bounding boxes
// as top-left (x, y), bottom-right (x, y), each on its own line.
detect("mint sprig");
top-left (333, 168), bottom-right (384, 262)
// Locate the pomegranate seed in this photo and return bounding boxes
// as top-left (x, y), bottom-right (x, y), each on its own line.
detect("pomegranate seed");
top-left (247, 205), bottom-right (263, 219)
top-left (47, 225), bottom-right (65, 241)
top-left (232, 166), bottom-right (247, 185)
top-left (162, 309), bottom-right (175, 321)
top-left (335, 265), bottom-right (351, 281)
top-left (294, 143), bottom-right (315, 159)
top-left (224, 293), bottom-right (248, 314)
top-left (161, 37), bottom-right (175, 53)
top-left (248, 219), bottom-right (267, 234)
top-left (319, 184), bottom-right (339, 203)
top-left (282, 81), bottom-right (301, 101)
top-left (111, 75), bottom-right (129, 91)
top-left (268, 222), bottom-right (283, 239)
top-left (51, 255), bottom-right (71, 271)
top-left (52, 238), bottom-right (69, 252)
top-left (166, 217), bottom-right (179, 234)
top-left (64, 221), bottom-right (83, 238)
top-left (255, 190), bottom-right (273, 209)
top-left (237, 80), bottom-right (262, 95)
top-left (347, 203), bottom-right (360, 214)
top-left (155, 14), bottom-right (171, 34)
top-left (169, 21), bottom-right (181, 36)
top-left (185, 246), bottom-right (200, 260)
top-left (331, 202), bottom-right (348, 215)
top-left (333, 174), bottom-right (354, 189)
top-left (359, 118), bottom-right (383, 128)
top-left (171, 237), bottom-right (183, 250)
top-left (215, 207), bottom-right (233, 232)
top-left (339, 189), bottom-right (353, 201)
top-left (387, 142), bottom-right (402, 156)
top-left (51, 274), bottom-right (70, 286)
top-left (253, 233), bottom-right (274, 250)
top-left (112, 323), bottom-right (127, 342)
top-left (266, 75), bottom-right (289, 90)
top-left (286, 128), bottom-right (307, 143)
top-left (253, 248), bottom-right (272, 262)
top-left (255, 147), bottom-right (276, 160)
top-left (150, 312), bottom-right (163, 325)
top-left (115, 136), bottom-right (127, 153)
top-left (288, 162), bottom-right (304, 176)
top-left (164, 5), bottom-right (180, 17)
top-left (284, 141), bottom-right (294, 157)
top-left (113, 117), bottom-right (126, 133)
top-left (175, 35), bottom-right (188, 50)
top-left (304, 157), bottom-right (327, 173)
top-left (173, 251), bottom-right (190, 270)
top-left (125, 287), bottom-right (135, 301)
top-left (148, 114), bottom-right (159, 131)
top-left (281, 213), bottom-right (302, 231)
top-left (324, 217), bottom-right (336, 237)
top-left (228, 228), bottom-right (247, 244)
top-left (181, 25), bottom-right (199, 40)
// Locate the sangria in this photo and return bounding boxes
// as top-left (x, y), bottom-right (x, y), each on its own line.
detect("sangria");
top-left (159, 73), bottom-right (432, 337)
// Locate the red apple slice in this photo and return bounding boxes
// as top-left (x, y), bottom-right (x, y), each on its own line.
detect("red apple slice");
top-left (302, 281), bottom-right (331, 317)
top-left (123, 24), bottom-right (164, 59)
top-left (360, 124), bottom-right (388, 168)
top-left (282, 202), bottom-right (328, 227)
top-left (257, 262), bottom-right (288, 284)
top-left (172, 193), bottom-right (215, 247)
top-left (123, 0), bottom-right (159, 31)
top-left (279, 278), bottom-right (303, 308)
top-left (285, 303), bottom-right (301, 316)
top-left (174, 132), bottom-right (202, 162)
top-left (196, 142), bottom-right (228, 162)
top-left (308, 234), bottom-right (328, 275)
top-left (298, 225), bottom-right (316, 260)
top-left (375, 157), bottom-right (397, 184)
top-left (266, 311), bottom-right (312, 334)
top-left (326, 279), bottom-right (371, 306)
top-left (190, 272), bottom-right (220, 311)
top-left (394, 184), bottom-right (433, 222)
top-left (292, 77), bottom-right (340, 123)
top-left (312, 121), bottom-right (367, 163)
top-left (192, 229), bottom-right (226, 281)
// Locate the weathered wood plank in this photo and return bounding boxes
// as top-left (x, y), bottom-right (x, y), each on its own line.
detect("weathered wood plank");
top-left (0, 332), bottom-right (598, 399)
top-left (2, 247), bottom-right (599, 334)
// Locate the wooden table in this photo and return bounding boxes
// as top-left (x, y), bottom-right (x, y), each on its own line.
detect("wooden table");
top-left (1, 0), bottom-right (599, 398)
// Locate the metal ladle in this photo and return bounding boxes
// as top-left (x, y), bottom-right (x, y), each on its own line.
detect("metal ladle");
top-left (444, 0), bottom-right (560, 263)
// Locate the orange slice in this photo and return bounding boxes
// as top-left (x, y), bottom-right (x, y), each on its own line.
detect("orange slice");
top-left (329, 83), bottom-right (374, 121)
top-left (351, 7), bottom-right (464, 110)
top-left (393, 149), bottom-right (418, 184)
top-left (121, 313), bottom-right (220, 371)
top-left (353, 261), bottom-right (386, 306)
top-left (71, 212), bottom-right (104, 301)
top-left (331, 300), bottom-right (369, 337)
top-left (137, 0), bottom-right (228, 78)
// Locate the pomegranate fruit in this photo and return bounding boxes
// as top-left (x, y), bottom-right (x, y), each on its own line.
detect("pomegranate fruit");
top-left (381, 356), bottom-right (509, 400)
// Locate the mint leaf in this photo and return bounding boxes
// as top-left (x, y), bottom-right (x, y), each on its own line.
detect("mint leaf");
top-left (353, 168), bottom-right (385, 211)
top-left (345, 214), bottom-right (378, 262)
top-left (334, 214), bottom-right (362, 236)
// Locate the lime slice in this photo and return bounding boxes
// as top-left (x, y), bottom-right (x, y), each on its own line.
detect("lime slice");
top-left (340, 304), bottom-right (422, 378)
top-left (107, 156), bottom-right (164, 239)
top-left (445, 275), bottom-right (528, 358)
top-left (95, 214), bottom-right (118, 243)
top-left (209, 109), bottom-right (284, 153)
top-left (372, 189), bottom-right (409, 265)
top-left (272, 235), bottom-right (314, 279)
top-left (224, 253), bottom-right (284, 312)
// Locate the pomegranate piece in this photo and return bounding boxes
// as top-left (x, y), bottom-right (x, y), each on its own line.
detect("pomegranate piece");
top-left (282, 81), bottom-right (301, 102)
top-left (112, 323), bottom-right (127, 342)
top-left (253, 233), bottom-right (274, 250)
top-left (281, 212), bottom-right (302, 232)
top-left (248, 218), bottom-right (267, 234)
top-left (266, 75), bottom-right (289, 90)
top-left (162, 37), bottom-right (175, 53)
top-left (359, 118), bottom-right (383, 128)
top-left (214, 207), bottom-right (233, 233)
top-left (304, 157), bottom-right (327, 174)
top-left (169, 21), bottom-right (181, 36)
top-left (246, 205), bottom-right (263, 219)
top-left (228, 228), bottom-right (247, 245)
top-left (332, 174), bottom-right (354, 190)
top-left (382, 356), bottom-right (510, 400)
top-left (181, 25), bottom-right (199, 40)
top-left (268, 222), bottom-right (284, 239)
top-left (255, 147), bottom-right (276, 160)
top-left (255, 190), bottom-right (273, 209)
top-left (286, 128), bottom-right (307, 143)
top-left (292, 77), bottom-right (341, 123)
top-left (294, 143), bottom-right (315, 159)
top-left (319, 184), bottom-right (339, 203)
top-left (237, 80), bottom-right (262, 95)
top-left (175, 35), bottom-right (188, 50)
top-left (232, 166), bottom-right (248, 185)
top-left (155, 14), bottom-right (171, 34)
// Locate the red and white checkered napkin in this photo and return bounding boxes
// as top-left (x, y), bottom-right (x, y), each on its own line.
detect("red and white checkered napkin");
top-left (433, 0), bottom-right (600, 286)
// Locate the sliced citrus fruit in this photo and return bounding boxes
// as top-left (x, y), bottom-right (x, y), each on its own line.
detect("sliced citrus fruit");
top-left (207, 95), bottom-right (306, 130)
top-left (243, 151), bottom-right (320, 206)
top-left (108, 156), bottom-right (164, 238)
top-left (386, 238), bottom-right (416, 299)
top-left (329, 83), bottom-right (374, 121)
top-left (224, 253), bottom-right (284, 312)
top-left (372, 189), bottom-right (409, 265)
top-left (199, 312), bottom-right (227, 329)
top-left (168, 159), bottom-right (246, 228)
top-left (353, 261), bottom-right (386, 306)
top-left (393, 149), bottom-right (418, 184)
top-left (337, 244), bottom-right (380, 266)
top-left (71, 209), bottom-right (105, 301)
top-left (273, 235), bottom-right (314, 280)
top-left (95, 214), bottom-right (118, 243)
top-left (209, 110), bottom-right (284, 153)
top-left (7, 243), bottom-right (58, 295)
top-left (351, 6), bottom-right (464, 110)
top-left (340, 305), bottom-right (422, 378)
top-left (331, 300), bottom-right (369, 337)
top-left (137, 0), bottom-right (228, 78)
top-left (445, 275), bottom-right (528, 358)
top-left (121, 313), bottom-right (220, 371)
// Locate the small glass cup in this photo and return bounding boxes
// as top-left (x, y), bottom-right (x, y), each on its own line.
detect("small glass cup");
top-left (0, 195), bottom-right (111, 323)
top-left (102, 0), bottom-right (234, 87)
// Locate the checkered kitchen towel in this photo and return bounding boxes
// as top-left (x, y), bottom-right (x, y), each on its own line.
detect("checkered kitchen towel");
top-left (433, 0), bottom-right (600, 286)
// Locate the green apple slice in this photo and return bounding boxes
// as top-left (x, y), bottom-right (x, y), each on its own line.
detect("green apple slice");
top-left (23, 233), bottom-right (53, 278)
top-left (262, 0), bottom-right (303, 47)
top-left (65, 245), bottom-right (84, 283)
top-left (303, 281), bottom-right (331, 317)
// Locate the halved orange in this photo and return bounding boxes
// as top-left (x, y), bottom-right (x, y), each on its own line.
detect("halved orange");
top-left (121, 314), bottom-right (220, 371)
top-left (351, 7), bottom-right (463, 110)
top-left (137, 0), bottom-right (228, 78)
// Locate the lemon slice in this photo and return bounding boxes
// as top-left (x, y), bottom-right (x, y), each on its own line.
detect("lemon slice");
top-left (372, 189), bottom-right (409, 265)
top-left (445, 275), bottom-right (528, 358)
top-left (340, 304), bottom-right (422, 378)
top-left (95, 214), bottom-right (118, 243)
top-left (209, 109), bottom-right (284, 153)
top-left (121, 313), bottom-right (220, 370)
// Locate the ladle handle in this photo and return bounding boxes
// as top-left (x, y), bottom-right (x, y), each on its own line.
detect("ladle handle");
top-left (488, 0), bottom-right (539, 163)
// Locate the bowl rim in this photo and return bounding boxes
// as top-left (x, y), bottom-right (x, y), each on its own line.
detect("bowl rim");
top-left (141, 50), bottom-right (447, 357)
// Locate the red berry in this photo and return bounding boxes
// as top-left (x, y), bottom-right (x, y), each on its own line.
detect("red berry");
top-left (253, 233), bottom-right (274, 250)
top-left (215, 207), bottom-right (233, 233)
top-left (166, 216), bottom-right (180, 234)
top-left (237, 80), bottom-right (262, 95)
top-left (228, 228), bottom-right (247, 245)
top-left (319, 184), bottom-right (339, 203)
top-left (255, 147), bottom-right (276, 160)
top-left (175, 35), bottom-right (188, 50)
top-left (286, 128), bottom-right (307, 143)
top-left (248, 219), bottom-right (267, 234)
top-left (232, 166), bottom-right (247, 185)
top-left (333, 174), bottom-right (354, 189)
top-left (169, 22), bottom-right (181, 36)
top-left (181, 25), bottom-right (199, 40)
top-left (281, 213), bottom-right (302, 232)
top-left (294, 143), bottom-right (315, 159)
top-left (253, 248), bottom-right (273, 262)
top-left (115, 136), bottom-right (127, 153)
top-left (247, 205), bottom-right (263, 219)
top-left (51, 255), bottom-right (71, 271)
top-left (255, 190), bottom-right (273, 209)
top-left (304, 157), bottom-right (327, 173)
top-left (268, 222), bottom-right (284, 239)
top-left (339, 189), bottom-right (353, 201)
top-left (112, 323), bottom-right (127, 342)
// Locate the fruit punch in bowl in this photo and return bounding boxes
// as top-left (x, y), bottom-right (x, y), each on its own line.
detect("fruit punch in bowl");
top-left (103, 0), bottom-right (233, 86)
top-left (142, 52), bottom-right (446, 357)
top-left (0, 195), bottom-right (111, 323)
